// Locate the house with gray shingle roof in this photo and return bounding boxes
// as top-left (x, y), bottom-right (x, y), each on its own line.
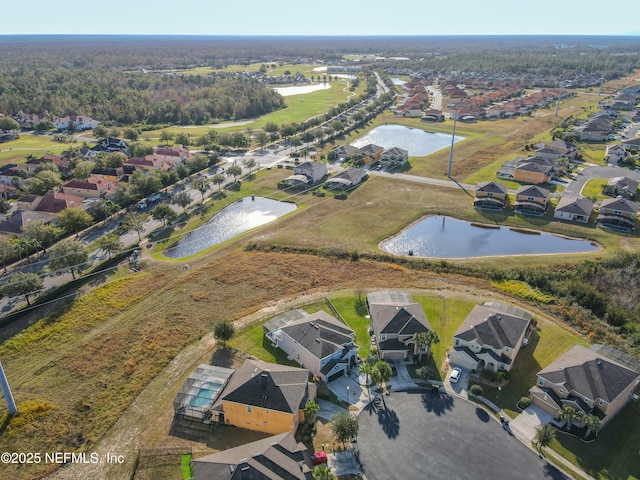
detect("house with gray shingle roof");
top-left (597, 197), bottom-right (638, 231)
top-left (366, 291), bottom-right (433, 361)
top-left (529, 345), bottom-right (640, 430)
top-left (212, 359), bottom-right (315, 435)
top-left (554, 196), bottom-right (593, 223)
top-left (449, 304), bottom-right (531, 373)
top-left (514, 185), bottom-right (550, 215)
top-left (192, 432), bottom-right (313, 480)
top-left (267, 311), bottom-right (358, 382)
top-left (474, 181), bottom-right (508, 210)
top-left (324, 168), bottom-right (367, 191)
top-left (380, 147), bottom-right (409, 168)
top-left (604, 176), bottom-right (638, 200)
top-left (331, 144), bottom-right (359, 161)
top-left (358, 144), bottom-right (384, 163)
top-left (283, 161), bottom-right (327, 187)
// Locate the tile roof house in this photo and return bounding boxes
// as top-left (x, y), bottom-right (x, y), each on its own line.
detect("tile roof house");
top-left (514, 185), bottom-right (550, 216)
top-left (597, 197), bottom-right (638, 231)
top-left (529, 345), bottom-right (640, 430)
top-left (553, 196), bottom-right (593, 223)
top-left (62, 176), bottom-right (116, 199)
top-left (366, 291), bottom-right (433, 361)
top-left (192, 432), bottom-right (313, 480)
top-left (212, 359), bottom-right (316, 435)
top-left (324, 168), bottom-right (367, 191)
top-left (603, 176), bottom-right (639, 200)
top-left (0, 209), bottom-right (57, 235)
top-left (380, 147), bottom-right (409, 168)
top-left (267, 311), bottom-right (358, 382)
top-left (474, 181), bottom-right (508, 210)
top-left (449, 304), bottom-right (532, 373)
top-left (34, 191), bottom-right (86, 214)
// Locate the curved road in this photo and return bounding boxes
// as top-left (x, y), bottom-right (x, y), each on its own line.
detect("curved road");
top-left (563, 165), bottom-right (640, 197)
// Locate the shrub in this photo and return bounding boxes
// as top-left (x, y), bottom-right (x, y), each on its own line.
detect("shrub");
top-left (519, 397), bottom-right (531, 408)
top-left (470, 384), bottom-right (483, 397)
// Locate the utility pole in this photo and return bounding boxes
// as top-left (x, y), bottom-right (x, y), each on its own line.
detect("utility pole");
top-left (555, 81), bottom-right (564, 117)
top-left (447, 111), bottom-right (458, 178)
top-left (0, 361), bottom-right (17, 415)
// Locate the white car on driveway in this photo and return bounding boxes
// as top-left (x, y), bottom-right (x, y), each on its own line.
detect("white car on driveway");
top-left (449, 367), bottom-right (462, 384)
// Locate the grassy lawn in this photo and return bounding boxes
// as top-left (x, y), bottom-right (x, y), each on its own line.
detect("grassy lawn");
top-left (471, 320), bottom-right (589, 418)
top-left (549, 399), bottom-right (640, 480)
top-left (579, 143), bottom-right (608, 165)
top-left (0, 134), bottom-right (70, 166)
top-left (581, 178), bottom-right (608, 200)
top-left (327, 293), bottom-right (371, 357)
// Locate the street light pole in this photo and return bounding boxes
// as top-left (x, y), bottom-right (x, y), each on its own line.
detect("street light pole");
top-left (447, 111), bottom-right (458, 178)
top-left (346, 385), bottom-right (350, 404)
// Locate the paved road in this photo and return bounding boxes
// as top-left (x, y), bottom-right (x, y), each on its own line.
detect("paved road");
top-left (358, 390), bottom-right (569, 480)
top-left (426, 85), bottom-right (443, 110)
top-left (563, 165), bottom-right (640, 196)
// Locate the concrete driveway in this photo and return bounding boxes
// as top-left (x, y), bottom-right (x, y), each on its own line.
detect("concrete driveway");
top-left (358, 390), bottom-right (569, 480)
top-left (510, 405), bottom-right (556, 444)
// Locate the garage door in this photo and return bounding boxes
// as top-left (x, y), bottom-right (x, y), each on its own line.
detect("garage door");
top-left (382, 351), bottom-right (405, 361)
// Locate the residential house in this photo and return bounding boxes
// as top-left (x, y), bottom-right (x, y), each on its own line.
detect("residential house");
top-left (283, 161), bottom-right (327, 187)
top-left (421, 109), bottom-right (444, 122)
top-left (597, 197), bottom-right (638, 230)
top-left (0, 184), bottom-right (17, 199)
top-left (380, 147), bottom-right (409, 168)
top-left (0, 164), bottom-right (28, 187)
top-left (90, 167), bottom-right (126, 183)
top-left (449, 303), bottom-right (532, 373)
top-left (266, 310), bottom-right (358, 382)
top-left (358, 144), bottom-right (384, 164)
top-left (0, 210), bottom-right (57, 235)
top-left (15, 194), bottom-right (42, 210)
top-left (513, 157), bottom-right (554, 184)
top-left (0, 132), bottom-right (18, 143)
top-left (191, 432), bottom-right (313, 480)
top-left (574, 116), bottom-right (614, 142)
top-left (90, 137), bottom-right (128, 156)
top-left (605, 144), bottom-right (629, 165)
top-left (54, 115), bottom-right (100, 132)
top-left (366, 291), bottom-right (433, 361)
top-left (603, 176), bottom-right (639, 200)
top-left (554, 196), bottom-right (593, 224)
top-left (474, 181), bottom-right (508, 210)
top-left (152, 146), bottom-right (193, 167)
top-left (514, 185), bottom-right (550, 215)
top-left (622, 137), bottom-right (640, 152)
top-left (34, 191), bottom-right (86, 214)
top-left (211, 359), bottom-right (316, 435)
top-left (324, 168), bottom-right (367, 191)
top-left (534, 140), bottom-right (579, 160)
top-left (331, 144), bottom-right (359, 162)
top-left (62, 177), bottom-right (115, 199)
top-left (124, 156), bottom-right (173, 172)
top-left (529, 344), bottom-right (640, 430)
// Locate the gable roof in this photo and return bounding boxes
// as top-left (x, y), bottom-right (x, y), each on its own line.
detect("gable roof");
top-left (34, 191), bottom-right (85, 213)
top-left (538, 345), bottom-right (640, 403)
top-left (600, 197), bottom-right (638, 214)
top-left (367, 292), bottom-right (432, 337)
top-left (280, 311), bottom-right (354, 361)
top-left (516, 185), bottom-right (550, 199)
top-left (358, 144), bottom-right (384, 155)
top-left (555, 196), bottom-right (593, 216)
top-left (607, 176), bottom-right (639, 192)
top-left (381, 147), bottom-right (408, 157)
top-left (216, 359), bottom-right (311, 415)
top-left (0, 209), bottom-right (57, 234)
top-left (476, 181), bottom-right (507, 195)
top-left (454, 305), bottom-right (530, 351)
top-left (192, 432), bottom-right (312, 480)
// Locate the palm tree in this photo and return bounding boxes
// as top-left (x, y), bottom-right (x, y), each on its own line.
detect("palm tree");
top-left (559, 405), bottom-right (579, 432)
top-left (303, 399), bottom-right (320, 423)
top-left (583, 414), bottom-right (602, 438)
top-left (413, 331), bottom-right (440, 361)
top-left (534, 423), bottom-right (556, 456)
top-left (312, 465), bottom-right (335, 480)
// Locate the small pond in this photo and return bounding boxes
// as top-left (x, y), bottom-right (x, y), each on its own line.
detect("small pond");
top-left (164, 197), bottom-right (296, 258)
top-left (391, 77), bottom-right (406, 85)
top-left (380, 216), bottom-right (599, 258)
top-left (273, 83), bottom-right (331, 96)
top-left (351, 125), bottom-right (464, 157)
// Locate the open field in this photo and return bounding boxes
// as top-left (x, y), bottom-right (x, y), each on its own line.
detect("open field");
top-left (549, 399), bottom-right (640, 480)
top-left (0, 134), bottom-right (71, 166)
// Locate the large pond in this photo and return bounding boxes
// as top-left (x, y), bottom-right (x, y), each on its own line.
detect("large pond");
top-left (391, 77), bottom-right (406, 85)
top-left (351, 125), bottom-right (464, 156)
top-left (380, 216), bottom-right (599, 258)
top-left (273, 84), bottom-right (331, 96)
top-left (164, 197), bottom-right (296, 258)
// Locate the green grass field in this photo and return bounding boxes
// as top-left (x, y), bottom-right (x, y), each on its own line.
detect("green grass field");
top-left (581, 178), bottom-right (608, 199)
top-left (549, 399), bottom-right (640, 480)
top-left (327, 293), bottom-right (372, 357)
top-left (0, 134), bottom-right (71, 166)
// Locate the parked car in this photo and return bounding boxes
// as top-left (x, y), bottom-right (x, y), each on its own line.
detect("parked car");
top-left (311, 452), bottom-right (327, 466)
top-left (450, 367), bottom-right (462, 384)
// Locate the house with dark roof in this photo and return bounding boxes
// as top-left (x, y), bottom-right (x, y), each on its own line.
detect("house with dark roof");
top-left (603, 176), bottom-right (638, 200)
top-left (90, 137), bottom-right (128, 156)
top-left (380, 147), bottom-right (409, 168)
top-left (605, 144), bottom-right (629, 165)
top-left (448, 304), bottom-right (531, 373)
top-left (324, 168), bottom-right (367, 191)
top-left (34, 191), bottom-right (86, 214)
top-left (358, 144), bottom-right (384, 164)
top-left (0, 209), bottom-right (57, 235)
top-left (267, 311), bottom-right (358, 382)
top-left (597, 197), bottom-right (638, 231)
top-left (514, 185), bottom-right (550, 215)
top-left (192, 432), bottom-right (313, 480)
top-left (534, 140), bottom-right (579, 160)
top-left (474, 181), bottom-right (508, 210)
top-left (554, 196), bottom-right (593, 223)
top-left (529, 345), bottom-right (640, 430)
top-left (622, 137), bottom-right (640, 152)
top-left (366, 291), bottom-right (433, 361)
top-left (212, 359), bottom-right (316, 435)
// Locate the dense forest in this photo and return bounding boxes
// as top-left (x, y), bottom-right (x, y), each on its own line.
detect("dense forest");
top-left (0, 35), bottom-right (638, 125)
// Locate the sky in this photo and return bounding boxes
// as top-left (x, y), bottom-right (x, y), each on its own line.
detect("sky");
top-left (2, 0), bottom-right (640, 36)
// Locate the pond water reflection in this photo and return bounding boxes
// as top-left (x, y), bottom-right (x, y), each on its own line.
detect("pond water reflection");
top-left (351, 125), bottom-right (463, 156)
top-left (380, 216), bottom-right (599, 258)
top-left (164, 197), bottom-right (296, 258)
